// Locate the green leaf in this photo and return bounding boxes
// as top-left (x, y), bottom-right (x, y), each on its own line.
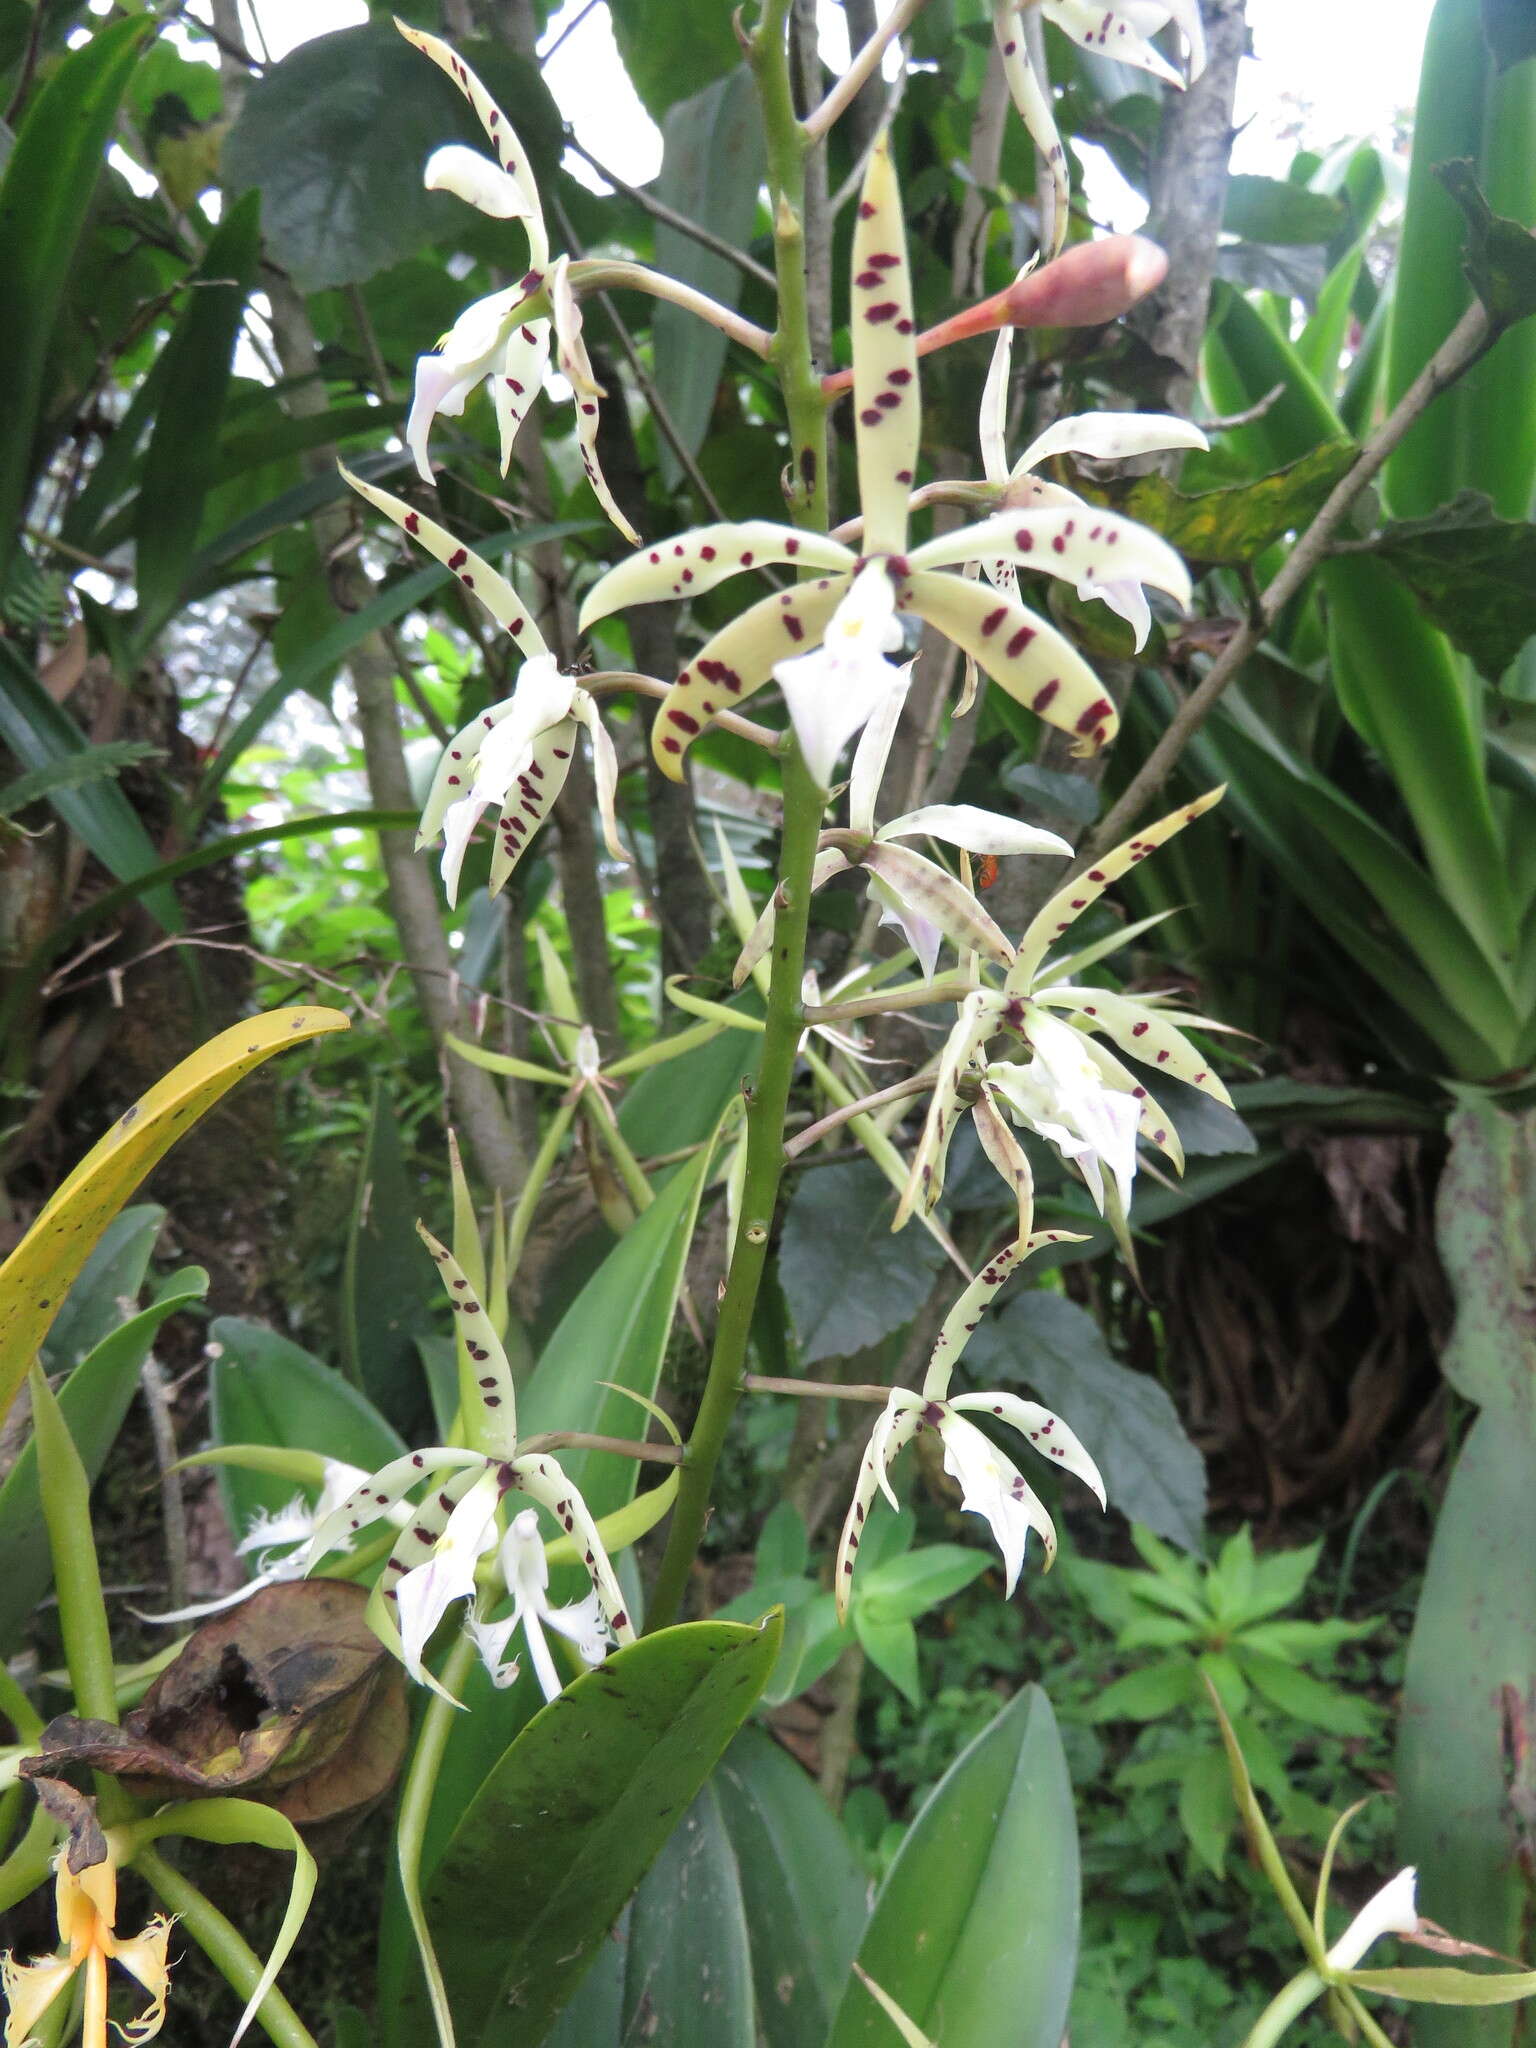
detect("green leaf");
top-left (1078, 441), bottom-right (1356, 569)
top-left (39, 1202), bottom-right (164, 1373)
top-left (342, 1083), bottom-right (435, 1435)
top-left (411, 1615), bottom-right (781, 2048)
top-left (0, 1264), bottom-right (207, 1654)
top-left (0, 740), bottom-right (163, 822)
top-left (1088, 1659), bottom-right (1202, 1722)
top-left (0, 641), bottom-right (181, 933)
top-left (651, 69), bottom-right (764, 486)
top-left (857, 1545), bottom-right (991, 1626)
top-left (779, 1160), bottom-right (945, 1366)
top-left (611, 1785), bottom-right (756, 2047)
top-left (1356, 490), bottom-right (1536, 680)
top-left (0, 15), bottom-right (150, 581)
top-left (966, 1292), bottom-right (1206, 1551)
top-left (1346, 1966), bottom-right (1536, 2007)
top-left (1434, 1097), bottom-right (1536, 1409)
top-left (208, 1316), bottom-right (406, 1536)
top-left (854, 1614), bottom-right (923, 1705)
top-left (1237, 1651), bottom-right (1378, 1736)
top-left (1483, 0), bottom-right (1536, 70)
top-left (1439, 156), bottom-right (1536, 328)
top-left (826, 1685), bottom-right (1078, 2048)
top-left (1223, 174), bottom-right (1348, 244)
top-left (132, 191), bottom-right (262, 634)
top-left (606, 0), bottom-right (744, 120)
top-left (1176, 1745), bottom-right (1236, 1874)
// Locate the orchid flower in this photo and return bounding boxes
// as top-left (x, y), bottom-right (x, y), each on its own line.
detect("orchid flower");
top-left (1325, 1868), bottom-right (1421, 1972)
top-left (733, 662), bottom-right (1074, 985)
top-left (979, 332), bottom-right (1208, 649)
top-left (578, 135), bottom-right (1192, 789)
top-left (395, 24), bottom-right (638, 541)
top-left (993, 0), bottom-right (1205, 257)
top-left (467, 1508), bottom-right (613, 1701)
top-left (835, 1224), bottom-right (1104, 1617)
top-left (2, 1786), bottom-right (173, 2048)
top-left (341, 467), bottom-right (625, 904)
top-left (305, 1225), bottom-right (633, 1703)
top-left (897, 787), bottom-right (1237, 1249)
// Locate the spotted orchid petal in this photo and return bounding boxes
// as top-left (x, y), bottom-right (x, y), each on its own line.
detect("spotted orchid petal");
top-left (1042, 0), bottom-right (1187, 87)
top-left (405, 283), bottom-right (533, 482)
top-left (924, 1227), bottom-right (1091, 1396)
top-left (880, 804), bottom-right (1074, 860)
top-left (775, 562), bottom-right (908, 786)
top-left (904, 569), bottom-right (1117, 754)
top-left (1073, 1029), bottom-right (1185, 1171)
top-left (396, 21), bottom-right (549, 264)
top-left (1325, 1868), bottom-right (1420, 1972)
top-left (860, 841), bottom-right (1014, 968)
top-left (867, 868), bottom-right (945, 980)
top-left (1010, 785), bottom-right (1225, 984)
top-left (1012, 409), bottom-right (1210, 476)
top-left (307, 1446), bottom-right (484, 1564)
top-left (572, 691), bottom-right (628, 864)
top-left (1039, 985), bottom-right (1234, 1105)
top-left (950, 1390), bottom-right (1106, 1508)
top-left (434, 656), bottom-right (578, 901)
top-left (341, 466), bottom-right (548, 656)
top-left (424, 144), bottom-right (533, 221)
top-left (485, 714), bottom-right (579, 897)
top-left (391, 1466), bottom-right (503, 1693)
top-left (850, 136), bottom-right (920, 555)
top-left (971, 1083), bottom-right (1035, 1251)
top-left (933, 1408), bottom-right (1057, 1590)
top-left (909, 505), bottom-right (1193, 615)
top-left (550, 256), bottom-right (639, 545)
top-left (419, 699), bottom-right (519, 852)
top-left (896, 989), bottom-right (1008, 1228)
top-left (492, 316), bottom-right (552, 473)
top-left (578, 523), bottom-right (851, 629)
top-left (417, 1224), bottom-right (518, 1448)
top-left (992, 7), bottom-right (1070, 256)
top-left (651, 575), bottom-right (849, 779)
top-left (510, 1452), bottom-right (636, 1644)
top-left (733, 847), bottom-right (852, 988)
top-left (848, 658), bottom-right (915, 836)
top-left (835, 1390), bottom-right (923, 1620)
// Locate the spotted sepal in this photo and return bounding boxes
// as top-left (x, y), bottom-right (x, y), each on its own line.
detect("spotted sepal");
top-left (307, 1446), bottom-right (483, 1566)
top-left (395, 19), bottom-right (549, 264)
top-left (895, 989), bottom-right (1007, 1229)
top-left (342, 464), bottom-right (549, 661)
top-left (1038, 985), bottom-right (1234, 1107)
top-left (486, 716), bottom-right (580, 897)
top-left (949, 1389), bottom-right (1106, 1507)
top-left (651, 575), bottom-right (850, 780)
top-left (572, 692), bottom-right (627, 863)
top-left (992, 4), bottom-right (1069, 256)
top-left (835, 1391), bottom-right (923, 1621)
top-left (510, 1452), bottom-right (636, 1643)
top-left (578, 522), bottom-right (851, 631)
top-left (549, 258), bottom-right (640, 546)
top-left (860, 841), bottom-right (1015, 968)
top-left (732, 847), bottom-right (851, 989)
top-left (850, 135), bottom-right (920, 556)
top-left (1043, 0), bottom-right (1186, 85)
top-left (1010, 785), bottom-right (1226, 985)
top-left (418, 699), bottom-right (518, 852)
top-left (905, 569), bottom-right (1118, 754)
top-left (923, 1227), bottom-right (1091, 1398)
top-left (417, 1224), bottom-right (518, 1450)
top-left (910, 504), bottom-right (1192, 611)
top-left (1073, 1030), bottom-right (1186, 1173)
top-left (971, 1083), bottom-right (1035, 1253)
top-left (493, 317), bottom-right (552, 474)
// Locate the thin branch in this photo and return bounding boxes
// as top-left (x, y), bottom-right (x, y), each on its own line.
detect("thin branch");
top-left (539, 0), bottom-right (600, 64)
top-left (1083, 298), bottom-right (1496, 863)
top-left (743, 1373), bottom-right (893, 1403)
top-left (803, 972), bottom-right (975, 1023)
top-left (782, 1073), bottom-right (929, 1158)
top-left (517, 1430), bottom-right (684, 1464)
top-left (802, 0), bottom-right (929, 141)
top-left (564, 134), bottom-right (777, 290)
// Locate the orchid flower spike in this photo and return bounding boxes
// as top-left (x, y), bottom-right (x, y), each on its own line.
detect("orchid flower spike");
top-left (579, 135), bottom-right (1191, 789)
top-left (394, 23), bottom-right (638, 540)
top-left (898, 788), bottom-right (1236, 1255)
top-left (305, 1227), bottom-right (633, 1703)
top-left (341, 467), bottom-right (625, 904)
top-left (2, 1781), bottom-right (173, 2048)
top-left (835, 1229), bottom-right (1104, 1618)
top-left (979, 327), bottom-right (1208, 650)
top-left (993, 1), bottom-right (1204, 257)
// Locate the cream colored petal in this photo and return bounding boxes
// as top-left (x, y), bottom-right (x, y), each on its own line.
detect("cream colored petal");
top-left (950, 1390), bottom-right (1106, 1507)
top-left (396, 21), bottom-right (549, 263)
top-left (993, 5), bottom-right (1070, 256)
top-left (850, 137), bottom-right (920, 556)
top-left (1014, 409), bottom-right (1209, 475)
top-left (424, 144), bottom-right (532, 221)
top-left (907, 505), bottom-right (1192, 612)
top-left (578, 523), bottom-right (851, 629)
top-left (2, 1952), bottom-right (76, 2047)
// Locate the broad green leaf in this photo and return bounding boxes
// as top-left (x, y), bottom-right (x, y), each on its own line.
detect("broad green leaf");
top-left (411, 1615), bottom-right (782, 2047)
top-left (133, 190), bottom-right (262, 635)
top-left (1484, 0), bottom-right (1536, 68)
top-left (208, 1317), bottom-right (407, 1537)
top-left (0, 641), bottom-right (180, 932)
top-left (1088, 1660), bottom-right (1202, 1721)
top-left (779, 1161), bottom-right (945, 1367)
top-left (966, 1292), bottom-right (1206, 1551)
top-left (342, 1084), bottom-right (435, 1435)
top-left (0, 1008), bottom-right (348, 1422)
top-left (1357, 490), bottom-right (1536, 681)
top-left (0, 15), bottom-right (150, 580)
top-left (826, 1685), bottom-right (1078, 2048)
top-left (857, 1545), bottom-right (991, 1625)
top-left (854, 1614), bottom-right (923, 1704)
top-left (1435, 1098), bottom-right (1536, 1409)
top-left (651, 69), bottom-right (764, 486)
top-left (1079, 441), bottom-right (1356, 568)
top-left (606, 0), bottom-right (744, 119)
top-left (1222, 174), bottom-right (1348, 245)
top-left (1347, 1966), bottom-right (1536, 2007)
top-left (1177, 1744), bottom-right (1236, 1874)
top-left (0, 740), bottom-right (162, 821)
top-left (40, 1202), bottom-right (163, 1373)
top-left (0, 1264), bottom-right (207, 1654)
top-left (1238, 1652), bottom-right (1377, 1736)
top-left (617, 1784), bottom-right (756, 2046)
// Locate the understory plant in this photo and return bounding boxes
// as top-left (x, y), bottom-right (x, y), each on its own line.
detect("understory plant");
top-left (4, 3), bottom-right (1536, 2047)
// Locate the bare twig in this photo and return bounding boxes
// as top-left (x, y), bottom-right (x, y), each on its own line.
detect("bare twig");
top-left (517, 1430), bottom-right (684, 1464)
top-left (802, 0), bottom-right (929, 141)
top-left (140, 1355), bottom-right (189, 1615)
top-left (782, 1073), bottom-right (929, 1158)
top-left (1083, 298), bottom-right (1496, 862)
top-left (743, 1373), bottom-right (893, 1403)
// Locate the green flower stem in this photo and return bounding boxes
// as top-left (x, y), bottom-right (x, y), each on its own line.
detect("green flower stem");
top-left (502, 1097), bottom-right (577, 1280)
top-left (1241, 1969), bottom-right (1327, 2048)
top-left (393, 1630), bottom-right (480, 2048)
top-left (645, 0), bottom-right (833, 1631)
top-left (582, 1086), bottom-right (655, 1213)
top-left (134, 1842), bottom-right (319, 2048)
top-left (30, 1364), bottom-right (118, 1729)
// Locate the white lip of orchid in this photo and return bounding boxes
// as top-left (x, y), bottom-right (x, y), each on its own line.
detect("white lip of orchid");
top-left (773, 562), bottom-right (908, 787)
top-left (1325, 1868), bottom-right (1420, 1972)
top-left (424, 144), bottom-right (535, 221)
top-left (481, 1508), bottom-right (615, 1701)
top-left (986, 1031), bottom-right (1142, 1218)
